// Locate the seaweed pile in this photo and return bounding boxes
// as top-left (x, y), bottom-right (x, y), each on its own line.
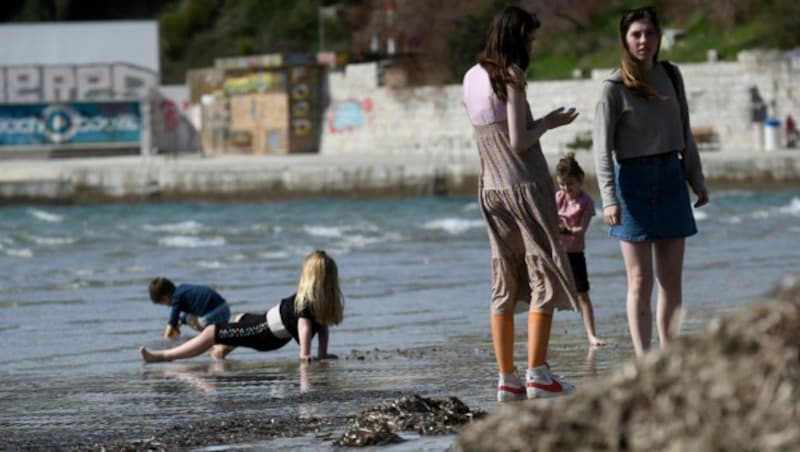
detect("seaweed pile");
top-left (456, 275), bottom-right (800, 451)
top-left (335, 394), bottom-right (486, 447)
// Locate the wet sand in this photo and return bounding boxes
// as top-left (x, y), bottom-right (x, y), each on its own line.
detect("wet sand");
top-left (1, 309), bottom-right (720, 451)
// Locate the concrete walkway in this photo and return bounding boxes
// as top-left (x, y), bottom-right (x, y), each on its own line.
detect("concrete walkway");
top-left (1, 149), bottom-right (799, 204)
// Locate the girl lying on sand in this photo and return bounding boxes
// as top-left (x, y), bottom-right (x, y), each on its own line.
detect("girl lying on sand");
top-left (140, 250), bottom-right (344, 363)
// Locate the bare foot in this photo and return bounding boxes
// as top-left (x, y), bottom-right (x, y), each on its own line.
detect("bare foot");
top-left (210, 345), bottom-right (235, 360)
top-left (588, 336), bottom-right (606, 347)
top-left (140, 346), bottom-right (167, 364)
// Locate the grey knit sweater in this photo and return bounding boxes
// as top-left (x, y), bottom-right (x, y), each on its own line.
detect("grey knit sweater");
top-left (592, 62), bottom-right (706, 208)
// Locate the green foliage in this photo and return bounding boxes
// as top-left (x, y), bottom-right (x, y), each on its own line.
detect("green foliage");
top-left (160, 0), bottom-right (219, 58)
top-left (448, 0), bottom-right (509, 80)
top-left (2, 0), bottom-right (798, 84)
top-left (753, 0), bottom-right (800, 48)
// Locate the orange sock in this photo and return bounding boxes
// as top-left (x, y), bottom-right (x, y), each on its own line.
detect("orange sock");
top-left (490, 313), bottom-right (515, 374)
top-left (528, 311), bottom-right (553, 368)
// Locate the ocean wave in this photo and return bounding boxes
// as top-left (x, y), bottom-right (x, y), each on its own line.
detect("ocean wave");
top-left (343, 234), bottom-right (383, 248)
top-left (778, 197), bottom-right (800, 215)
top-left (144, 221), bottom-right (204, 234)
top-left (422, 218), bottom-right (484, 235)
top-left (6, 248), bottom-right (33, 258)
top-left (196, 260), bottom-right (225, 269)
top-left (27, 209), bottom-right (63, 223)
top-left (28, 235), bottom-right (77, 246)
top-left (463, 202), bottom-right (479, 211)
top-left (303, 225), bottom-right (344, 238)
top-left (158, 235), bottom-right (226, 248)
top-left (303, 221), bottom-right (380, 239)
top-left (259, 250), bottom-right (291, 260)
top-left (692, 210), bottom-right (708, 221)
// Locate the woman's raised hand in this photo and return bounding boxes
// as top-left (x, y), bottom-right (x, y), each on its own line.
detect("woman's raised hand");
top-left (545, 107), bottom-right (579, 130)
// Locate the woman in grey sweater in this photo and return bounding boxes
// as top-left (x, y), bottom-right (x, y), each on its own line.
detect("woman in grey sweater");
top-left (593, 6), bottom-right (709, 357)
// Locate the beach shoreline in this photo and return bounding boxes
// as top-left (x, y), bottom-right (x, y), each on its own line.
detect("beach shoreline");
top-left (1, 149), bottom-right (799, 205)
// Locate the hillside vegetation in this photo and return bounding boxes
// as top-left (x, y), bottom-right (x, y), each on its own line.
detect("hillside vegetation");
top-left (2, 0), bottom-right (797, 84)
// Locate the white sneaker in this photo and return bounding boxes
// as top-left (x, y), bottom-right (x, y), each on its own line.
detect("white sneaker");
top-left (526, 364), bottom-right (575, 399)
top-left (497, 369), bottom-right (526, 402)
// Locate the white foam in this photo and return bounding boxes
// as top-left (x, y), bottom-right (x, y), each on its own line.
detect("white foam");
top-left (692, 209), bottom-right (708, 221)
top-left (463, 202), bottom-right (479, 212)
top-left (422, 218), bottom-right (484, 235)
top-left (778, 197), bottom-right (800, 216)
top-left (259, 250), bottom-right (291, 260)
top-left (27, 209), bottom-right (63, 223)
top-left (303, 225), bottom-right (344, 238)
top-left (197, 260), bottom-right (225, 269)
top-left (144, 221), bottom-right (204, 234)
top-left (158, 236), bottom-right (226, 248)
top-left (29, 235), bottom-right (76, 246)
top-left (6, 248), bottom-right (33, 258)
top-left (343, 234), bottom-right (382, 248)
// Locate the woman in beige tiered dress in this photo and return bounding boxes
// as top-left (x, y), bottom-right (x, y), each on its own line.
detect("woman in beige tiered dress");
top-left (462, 5), bottom-right (580, 402)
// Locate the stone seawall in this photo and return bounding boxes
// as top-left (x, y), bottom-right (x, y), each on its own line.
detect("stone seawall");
top-left (321, 53), bottom-right (799, 158)
top-left (1, 150), bottom-right (798, 204)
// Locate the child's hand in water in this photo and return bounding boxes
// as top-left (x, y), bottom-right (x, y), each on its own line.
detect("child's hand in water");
top-left (164, 324), bottom-right (180, 339)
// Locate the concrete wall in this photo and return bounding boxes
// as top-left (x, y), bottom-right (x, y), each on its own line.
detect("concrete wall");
top-left (320, 51), bottom-right (800, 158)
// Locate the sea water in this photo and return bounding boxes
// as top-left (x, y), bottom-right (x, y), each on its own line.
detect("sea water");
top-left (1, 190), bottom-right (798, 448)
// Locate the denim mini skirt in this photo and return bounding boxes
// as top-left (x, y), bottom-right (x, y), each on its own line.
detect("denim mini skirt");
top-left (610, 151), bottom-right (697, 241)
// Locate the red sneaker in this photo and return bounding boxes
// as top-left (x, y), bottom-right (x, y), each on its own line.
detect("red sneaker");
top-left (526, 364), bottom-right (575, 399)
top-left (497, 369), bottom-right (526, 402)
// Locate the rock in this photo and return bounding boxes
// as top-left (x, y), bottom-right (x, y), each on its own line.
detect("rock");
top-left (335, 394), bottom-right (485, 447)
top-left (456, 274), bottom-right (800, 452)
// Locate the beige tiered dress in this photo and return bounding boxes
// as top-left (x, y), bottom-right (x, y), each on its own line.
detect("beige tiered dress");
top-left (473, 112), bottom-right (579, 314)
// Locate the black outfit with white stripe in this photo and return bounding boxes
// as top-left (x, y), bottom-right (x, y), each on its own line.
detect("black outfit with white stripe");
top-left (214, 294), bottom-right (321, 351)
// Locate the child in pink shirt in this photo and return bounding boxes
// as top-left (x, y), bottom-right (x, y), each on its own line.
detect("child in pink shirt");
top-left (556, 153), bottom-right (604, 346)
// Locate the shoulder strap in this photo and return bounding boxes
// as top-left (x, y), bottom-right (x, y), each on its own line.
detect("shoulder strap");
top-left (661, 60), bottom-right (689, 137)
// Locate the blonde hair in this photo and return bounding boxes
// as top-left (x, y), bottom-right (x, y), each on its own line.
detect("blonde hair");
top-left (294, 250), bottom-right (344, 326)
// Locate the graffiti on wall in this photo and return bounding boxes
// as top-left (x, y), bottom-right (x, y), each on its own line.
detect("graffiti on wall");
top-left (327, 98), bottom-right (373, 134)
top-left (152, 92), bottom-right (200, 153)
top-left (0, 102), bottom-right (141, 146)
top-left (0, 63), bottom-right (157, 103)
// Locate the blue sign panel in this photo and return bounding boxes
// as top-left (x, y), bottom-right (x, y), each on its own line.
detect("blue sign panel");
top-left (0, 102), bottom-right (141, 146)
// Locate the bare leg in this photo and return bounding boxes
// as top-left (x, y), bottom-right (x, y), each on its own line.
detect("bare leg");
top-left (210, 345), bottom-right (236, 360)
top-left (209, 313), bottom-right (244, 360)
top-left (620, 240), bottom-right (654, 357)
top-left (654, 238), bottom-right (685, 349)
top-left (140, 325), bottom-right (217, 364)
top-left (577, 291), bottom-right (604, 346)
top-left (184, 314), bottom-right (205, 332)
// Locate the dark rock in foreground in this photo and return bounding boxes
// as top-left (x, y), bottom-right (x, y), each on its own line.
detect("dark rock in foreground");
top-left (456, 275), bottom-right (800, 452)
top-left (335, 394), bottom-right (486, 447)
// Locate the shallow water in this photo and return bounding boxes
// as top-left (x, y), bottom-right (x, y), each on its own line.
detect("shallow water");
top-left (1, 189), bottom-right (799, 449)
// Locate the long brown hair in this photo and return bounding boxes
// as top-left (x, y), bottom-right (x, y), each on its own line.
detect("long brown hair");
top-left (619, 6), bottom-right (663, 100)
top-left (477, 6), bottom-right (540, 102)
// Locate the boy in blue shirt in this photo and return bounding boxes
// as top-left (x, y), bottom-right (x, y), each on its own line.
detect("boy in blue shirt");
top-left (149, 277), bottom-right (231, 339)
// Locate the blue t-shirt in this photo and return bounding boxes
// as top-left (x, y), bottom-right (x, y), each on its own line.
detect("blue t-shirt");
top-left (168, 284), bottom-right (227, 326)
